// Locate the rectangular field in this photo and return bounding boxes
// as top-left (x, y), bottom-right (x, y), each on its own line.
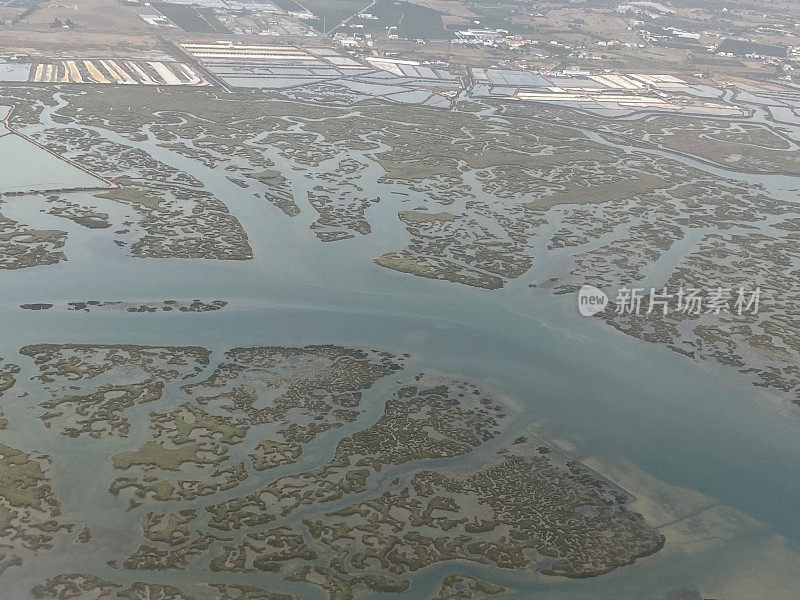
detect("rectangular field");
top-left (152, 2), bottom-right (230, 33)
top-left (31, 60), bottom-right (211, 86)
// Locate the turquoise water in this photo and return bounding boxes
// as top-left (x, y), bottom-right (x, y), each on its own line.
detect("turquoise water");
top-left (0, 105), bottom-right (107, 193)
top-left (0, 95), bottom-right (799, 598)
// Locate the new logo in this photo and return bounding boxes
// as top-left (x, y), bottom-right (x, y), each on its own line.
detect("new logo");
top-left (578, 285), bottom-right (608, 316)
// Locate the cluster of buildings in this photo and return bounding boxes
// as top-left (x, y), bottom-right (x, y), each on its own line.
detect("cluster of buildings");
top-left (128, 0), bottom-right (274, 9)
top-left (454, 29), bottom-right (505, 45)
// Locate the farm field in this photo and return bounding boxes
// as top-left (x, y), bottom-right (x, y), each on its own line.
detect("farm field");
top-left (152, 2), bottom-right (230, 33)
